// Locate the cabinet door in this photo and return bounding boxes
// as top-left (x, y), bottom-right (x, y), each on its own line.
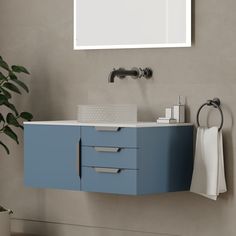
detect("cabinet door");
top-left (24, 125), bottom-right (81, 190)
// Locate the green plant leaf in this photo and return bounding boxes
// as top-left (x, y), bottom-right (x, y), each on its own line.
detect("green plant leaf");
top-left (0, 113), bottom-right (5, 123)
top-left (3, 126), bottom-right (19, 144)
top-left (8, 72), bottom-right (29, 92)
top-left (3, 101), bottom-right (19, 116)
top-left (9, 72), bottom-right (18, 80)
top-left (0, 87), bottom-right (12, 99)
top-left (0, 72), bottom-right (7, 81)
top-left (0, 141), bottom-right (10, 155)
top-left (0, 94), bottom-right (8, 105)
top-left (11, 65), bottom-right (30, 75)
top-left (20, 112), bottom-right (33, 121)
top-left (3, 82), bottom-right (21, 94)
top-left (11, 79), bottom-right (29, 93)
top-left (6, 113), bottom-right (21, 128)
top-left (0, 57), bottom-right (10, 71)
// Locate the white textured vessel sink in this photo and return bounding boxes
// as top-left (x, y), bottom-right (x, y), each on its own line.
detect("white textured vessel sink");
top-left (77, 104), bottom-right (137, 123)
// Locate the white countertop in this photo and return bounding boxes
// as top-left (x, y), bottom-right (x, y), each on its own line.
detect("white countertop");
top-left (24, 120), bottom-right (193, 128)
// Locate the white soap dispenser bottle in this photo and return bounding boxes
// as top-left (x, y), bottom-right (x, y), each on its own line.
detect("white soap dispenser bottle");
top-left (173, 96), bottom-right (185, 123)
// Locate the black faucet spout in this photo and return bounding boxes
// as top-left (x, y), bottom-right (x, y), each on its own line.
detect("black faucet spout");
top-left (108, 67), bottom-right (153, 83)
top-left (108, 68), bottom-right (139, 83)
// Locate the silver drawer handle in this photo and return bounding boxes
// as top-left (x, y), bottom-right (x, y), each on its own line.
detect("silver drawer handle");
top-left (94, 147), bottom-right (121, 153)
top-left (94, 167), bottom-right (121, 174)
top-left (95, 126), bottom-right (120, 132)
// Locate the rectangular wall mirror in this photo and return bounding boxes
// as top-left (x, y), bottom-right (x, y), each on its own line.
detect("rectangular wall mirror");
top-left (74, 0), bottom-right (191, 50)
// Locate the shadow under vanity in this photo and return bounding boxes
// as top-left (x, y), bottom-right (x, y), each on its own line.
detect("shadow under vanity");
top-left (24, 121), bottom-right (193, 195)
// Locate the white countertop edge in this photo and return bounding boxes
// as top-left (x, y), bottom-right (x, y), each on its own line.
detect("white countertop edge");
top-left (24, 120), bottom-right (193, 128)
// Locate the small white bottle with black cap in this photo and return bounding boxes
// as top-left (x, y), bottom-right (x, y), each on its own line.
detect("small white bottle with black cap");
top-left (173, 96), bottom-right (185, 123)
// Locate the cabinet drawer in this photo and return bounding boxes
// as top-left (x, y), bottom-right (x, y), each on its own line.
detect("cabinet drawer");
top-left (82, 146), bottom-right (138, 169)
top-left (81, 126), bottom-right (137, 148)
top-left (81, 167), bottom-right (138, 195)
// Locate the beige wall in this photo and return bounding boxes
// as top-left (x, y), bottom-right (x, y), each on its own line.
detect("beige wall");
top-left (0, 0), bottom-right (236, 235)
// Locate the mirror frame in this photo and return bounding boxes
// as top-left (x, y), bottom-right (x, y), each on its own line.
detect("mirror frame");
top-left (73, 0), bottom-right (191, 50)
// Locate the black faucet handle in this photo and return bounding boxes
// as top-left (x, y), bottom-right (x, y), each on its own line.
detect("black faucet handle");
top-left (143, 68), bottom-right (153, 79)
top-left (138, 68), bottom-right (153, 79)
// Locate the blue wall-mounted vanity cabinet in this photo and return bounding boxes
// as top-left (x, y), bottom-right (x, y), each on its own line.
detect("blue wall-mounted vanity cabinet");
top-left (24, 121), bottom-right (193, 195)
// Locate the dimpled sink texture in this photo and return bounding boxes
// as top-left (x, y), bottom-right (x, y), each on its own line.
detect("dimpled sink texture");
top-left (77, 104), bottom-right (137, 123)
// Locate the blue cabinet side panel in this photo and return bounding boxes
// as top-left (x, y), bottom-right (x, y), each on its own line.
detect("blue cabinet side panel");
top-left (24, 125), bottom-right (81, 190)
top-left (137, 126), bottom-right (193, 195)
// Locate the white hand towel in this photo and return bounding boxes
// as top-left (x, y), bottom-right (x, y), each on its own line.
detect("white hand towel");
top-left (190, 127), bottom-right (227, 200)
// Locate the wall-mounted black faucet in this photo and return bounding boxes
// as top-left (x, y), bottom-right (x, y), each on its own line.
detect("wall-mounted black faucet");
top-left (108, 67), bottom-right (153, 83)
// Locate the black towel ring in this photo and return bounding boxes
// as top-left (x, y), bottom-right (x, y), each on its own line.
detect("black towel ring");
top-left (196, 98), bottom-right (224, 131)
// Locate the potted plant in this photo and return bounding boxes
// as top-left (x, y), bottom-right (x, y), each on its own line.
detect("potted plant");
top-left (0, 55), bottom-right (33, 236)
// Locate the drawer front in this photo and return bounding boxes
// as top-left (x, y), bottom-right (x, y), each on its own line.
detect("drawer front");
top-left (81, 167), bottom-right (138, 195)
top-left (81, 126), bottom-right (137, 148)
top-left (82, 146), bottom-right (138, 169)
